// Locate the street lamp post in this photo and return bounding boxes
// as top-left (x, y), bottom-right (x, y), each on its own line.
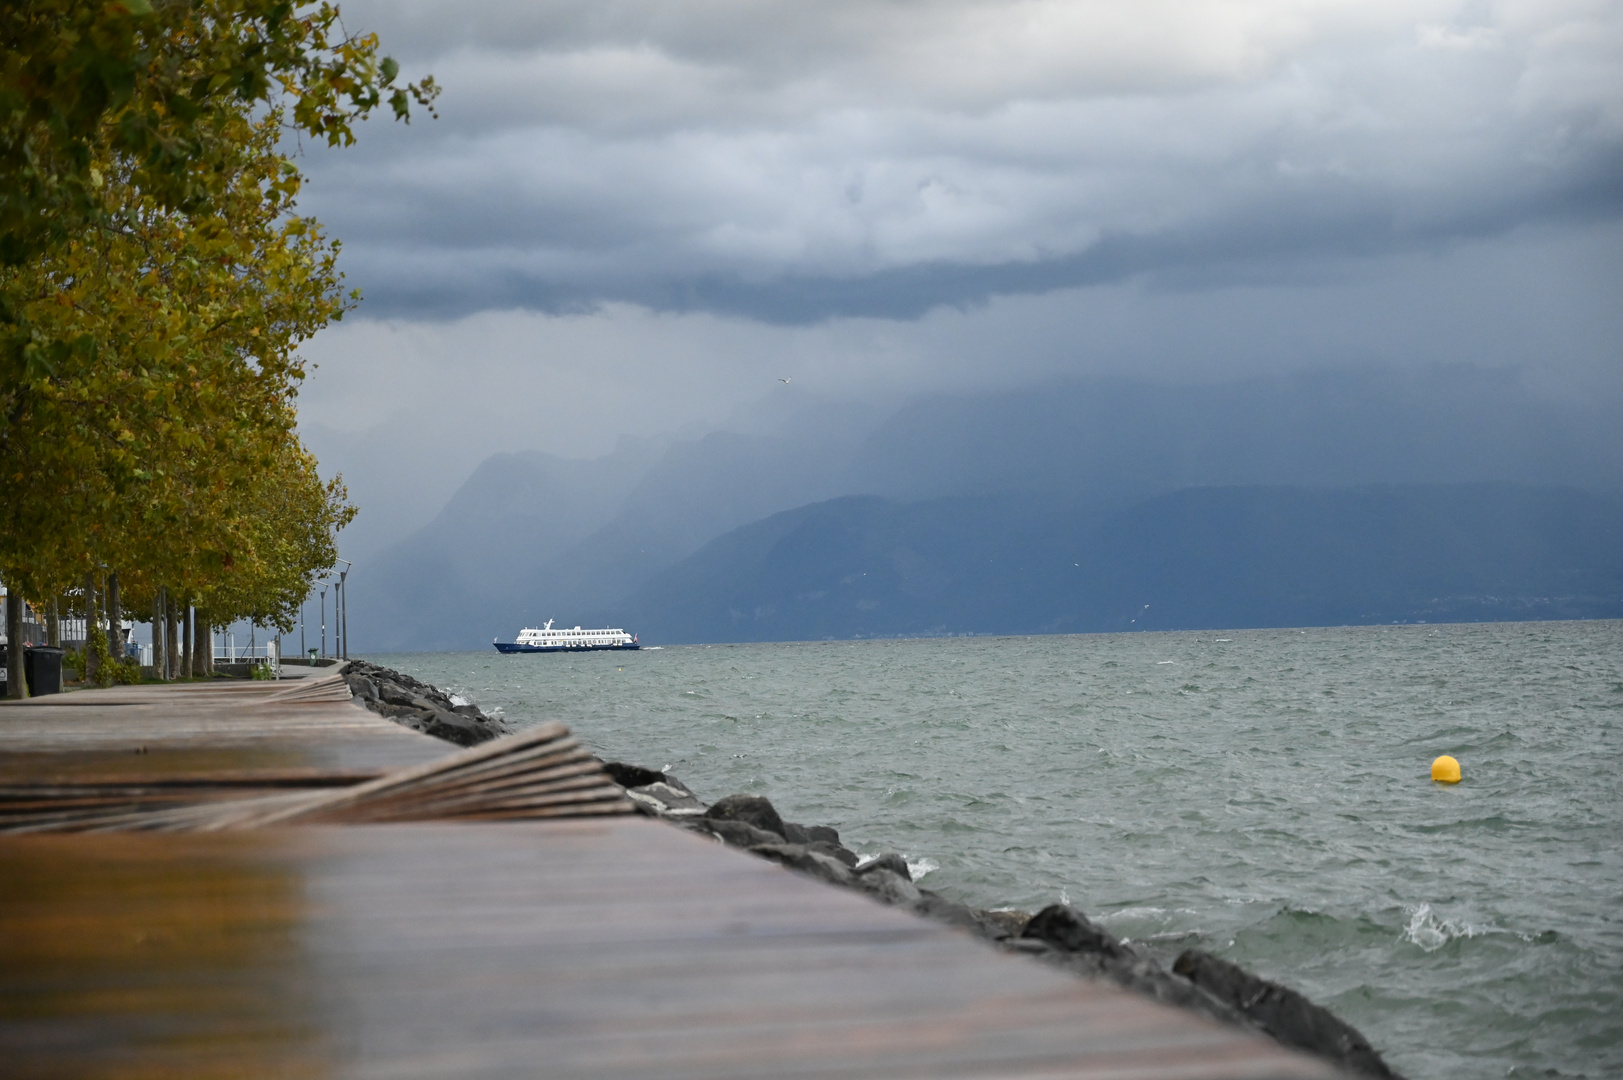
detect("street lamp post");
top-left (319, 584), bottom-right (328, 658)
top-left (335, 559), bottom-right (351, 660)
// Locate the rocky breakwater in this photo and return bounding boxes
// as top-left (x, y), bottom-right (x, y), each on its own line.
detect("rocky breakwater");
top-left (609, 762), bottom-right (1402, 1080)
top-left (342, 660), bottom-right (512, 747)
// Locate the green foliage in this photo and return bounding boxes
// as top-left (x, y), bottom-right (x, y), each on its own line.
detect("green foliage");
top-left (250, 661), bottom-right (274, 680)
top-left (110, 653), bottom-right (141, 685)
top-left (0, 3), bottom-right (425, 634)
top-left (82, 625), bottom-right (115, 687)
top-left (0, 0), bottom-right (437, 266)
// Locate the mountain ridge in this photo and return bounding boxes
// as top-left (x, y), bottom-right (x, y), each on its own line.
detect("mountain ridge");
top-left (344, 367), bottom-right (1623, 651)
top-left (622, 482), bottom-right (1623, 644)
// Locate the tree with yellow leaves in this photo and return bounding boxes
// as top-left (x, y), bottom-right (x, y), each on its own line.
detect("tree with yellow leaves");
top-left (2, 3), bottom-right (431, 693)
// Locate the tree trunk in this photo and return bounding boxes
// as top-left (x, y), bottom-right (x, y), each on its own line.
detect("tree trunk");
top-left (47, 596), bottom-right (60, 648)
top-left (83, 575), bottom-right (100, 684)
top-left (106, 572), bottom-right (122, 662)
top-left (181, 603), bottom-right (193, 679)
top-left (191, 611), bottom-right (209, 677)
top-left (165, 593), bottom-right (179, 682)
top-left (5, 589), bottom-right (26, 699)
top-left (152, 589), bottom-right (165, 680)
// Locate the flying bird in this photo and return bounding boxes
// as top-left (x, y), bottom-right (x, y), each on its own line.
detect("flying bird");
top-left (778, 377), bottom-right (791, 383)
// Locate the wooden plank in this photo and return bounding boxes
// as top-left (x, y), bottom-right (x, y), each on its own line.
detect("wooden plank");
top-left (0, 683), bottom-right (632, 831)
top-left (0, 678), bottom-right (452, 833)
top-left (0, 678), bottom-right (450, 784)
top-left (0, 820), bottom-right (1343, 1079)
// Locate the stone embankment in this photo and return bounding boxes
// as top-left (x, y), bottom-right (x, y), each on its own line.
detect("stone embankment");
top-left (342, 660), bottom-right (511, 747)
top-left (360, 663), bottom-right (1398, 1080)
top-left (609, 762), bottom-right (1402, 1080)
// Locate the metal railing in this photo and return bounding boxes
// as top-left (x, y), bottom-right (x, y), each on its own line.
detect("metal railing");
top-left (213, 638), bottom-right (279, 671)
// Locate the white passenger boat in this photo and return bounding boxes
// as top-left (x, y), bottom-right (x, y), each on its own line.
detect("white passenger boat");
top-left (493, 619), bottom-right (640, 653)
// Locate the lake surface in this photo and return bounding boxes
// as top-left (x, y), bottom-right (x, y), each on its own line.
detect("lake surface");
top-left (370, 620), bottom-right (1623, 1080)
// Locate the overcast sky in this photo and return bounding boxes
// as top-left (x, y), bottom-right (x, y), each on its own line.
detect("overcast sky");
top-left (292, 0), bottom-right (1623, 556)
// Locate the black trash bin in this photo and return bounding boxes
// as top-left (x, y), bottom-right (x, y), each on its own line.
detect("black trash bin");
top-left (24, 646), bottom-right (64, 696)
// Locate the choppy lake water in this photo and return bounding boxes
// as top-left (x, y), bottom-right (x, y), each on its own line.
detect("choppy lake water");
top-left (372, 620), bottom-right (1623, 1080)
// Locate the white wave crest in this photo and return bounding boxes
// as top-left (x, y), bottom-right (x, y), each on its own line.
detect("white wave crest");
top-left (1401, 903), bottom-right (1504, 951)
top-left (906, 856), bottom-right (939, 881)
top-left (1099, 906), bottom-right (1202, 923)
top-left (851, 852), bottom-right (935, 881)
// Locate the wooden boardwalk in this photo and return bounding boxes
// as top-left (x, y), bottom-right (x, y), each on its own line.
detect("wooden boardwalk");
top-left (0, 675), bottom-right (451, 829)
top-left (0, 681), bottom-right (1343, 1079)
top-left (0, 673), bottom-right (446, 776)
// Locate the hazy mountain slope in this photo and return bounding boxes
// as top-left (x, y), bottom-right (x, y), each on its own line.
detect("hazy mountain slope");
top-left (349, 400), bottom-right (882, 650)
top-left (507, 424), bottom-right (871, 626)
top-left (347, 439), bottom-right (663, 651)
top-left (346, 367), bottom-right (1623, 652)
top-left (844, 367), bottom-right (1623, 500)
top-left (623, 484), bottom-right (1623, 643)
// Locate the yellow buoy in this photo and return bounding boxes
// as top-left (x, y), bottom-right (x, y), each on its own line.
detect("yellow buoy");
top-left (1431, 755), bottom-right (1461, 783)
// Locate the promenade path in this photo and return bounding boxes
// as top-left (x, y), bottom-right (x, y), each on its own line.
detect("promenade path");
top-left (0, 677), bottom-right (1343, 1079)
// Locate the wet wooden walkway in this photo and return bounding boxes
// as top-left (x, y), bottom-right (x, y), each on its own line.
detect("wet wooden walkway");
top-left (0, 681), bottom-right (1343, 1079)
top-left (0, 673), bottom-right (450, 829)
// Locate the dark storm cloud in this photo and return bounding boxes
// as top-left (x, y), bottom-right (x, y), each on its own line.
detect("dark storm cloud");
top-left (297, 0), bottom-right (1623, 323)
top-left (326, 154), bottom-right (1623, 323)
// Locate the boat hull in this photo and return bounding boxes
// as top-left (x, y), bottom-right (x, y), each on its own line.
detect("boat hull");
top-left (493, 641), bottom-right (641, 654)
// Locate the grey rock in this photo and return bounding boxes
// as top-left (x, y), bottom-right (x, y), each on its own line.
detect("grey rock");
top-left (854, 852), bottom-right (912, 881)
top-left (1020, 904), bottom-right (1130, 961)
top-left (684, 817), bottom-right (786, 849)
top-left (374, 701), bottom-right (429, 721)
top-left (805, 824), bottom-right (841, 845)
top-left (1095, 953), bottom-right (1251, 1030)
top-left (749, 842), bottom-right (856, 888)
top-left (343, 661), bottom-right (510, 745)
top-left (626, 781), bottom-right (707, 818)
top-left (910, 890), bottom-right (982, 932)
top-left (997, 937), bottom-right (1052, 955)
top-left (780, 821), bottom-right (810, 843)
top-left (419, 709), bottom-right (491, 748)
top-left (1016, 907), bottom-right (1254, 1032)
top-left (661, 775), bottom-right (701, 800)
top-left (1174, 950), bottom-right (1403, 1078)
top-left (856, 868), bottom-right (921, 906)
top-left (624, 794), bottom-right (662, 818)
top-left (602, 761), bottom-right (667, 789)
top-left (703, 794), bottom-right (786, 840)
top-left (807, 840), bottom-right (858, 868)
top-left (971, 909), bottom-right (1032, 941)
top-left (377, 681), bottom-right (420, 709)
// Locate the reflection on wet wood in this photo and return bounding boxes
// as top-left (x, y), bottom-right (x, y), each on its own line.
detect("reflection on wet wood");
top-left (0, 830), bottom-right (328, 1080)
top-left (0, 821), bottom-right (1341, 1080)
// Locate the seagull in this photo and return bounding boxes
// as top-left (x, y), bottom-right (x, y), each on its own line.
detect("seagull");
top-left (778, 377), bottom-right (792, 383)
